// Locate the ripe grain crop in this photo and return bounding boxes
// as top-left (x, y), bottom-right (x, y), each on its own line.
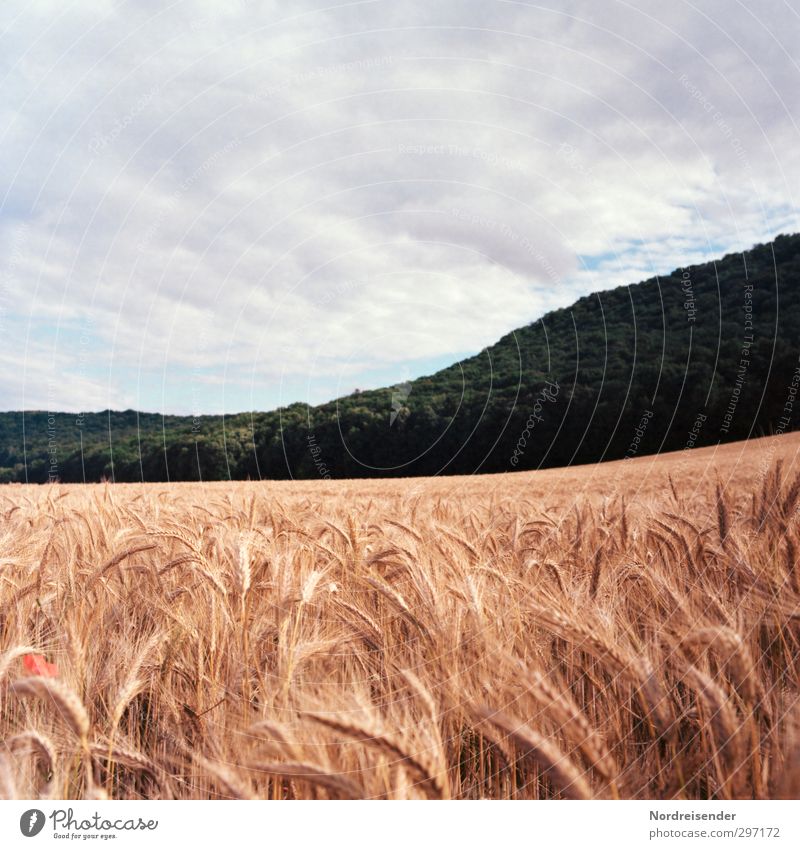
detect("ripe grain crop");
top-left (0, 433), bottom-right (798, 800)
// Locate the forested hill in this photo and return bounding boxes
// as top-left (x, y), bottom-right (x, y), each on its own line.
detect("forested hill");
top-left (2, 232), bottom-right (800, 483)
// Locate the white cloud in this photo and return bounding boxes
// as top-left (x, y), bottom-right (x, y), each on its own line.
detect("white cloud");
top-left (0, 0), bottom-right (797, 413)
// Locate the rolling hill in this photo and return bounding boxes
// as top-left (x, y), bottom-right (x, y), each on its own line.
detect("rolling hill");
top-left (2, 231), bottom-right (799, 483)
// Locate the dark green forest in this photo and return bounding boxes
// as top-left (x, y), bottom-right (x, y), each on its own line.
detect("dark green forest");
top-left (2, 232), bottom-right (799, 483)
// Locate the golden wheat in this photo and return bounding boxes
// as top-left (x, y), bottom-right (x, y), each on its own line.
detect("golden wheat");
top-left (0, 433), bottom-right (798, 799)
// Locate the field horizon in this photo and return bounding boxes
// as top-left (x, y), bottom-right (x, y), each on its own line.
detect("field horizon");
top-left (3, 231), bottom-right (799, 485)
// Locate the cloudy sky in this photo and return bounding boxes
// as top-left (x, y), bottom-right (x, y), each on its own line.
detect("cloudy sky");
top-left (1, 0), bottom-right (798, 414)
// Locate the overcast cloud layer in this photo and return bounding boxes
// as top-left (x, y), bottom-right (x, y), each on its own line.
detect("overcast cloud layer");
top-left (1, 0), bottom-right (798, 414)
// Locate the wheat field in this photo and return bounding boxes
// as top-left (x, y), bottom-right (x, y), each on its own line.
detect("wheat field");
top-left (1, 434), bottom-right (799, 800)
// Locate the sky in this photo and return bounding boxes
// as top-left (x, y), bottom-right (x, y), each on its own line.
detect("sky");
top-left (0, 0), bottom-right (798, 415)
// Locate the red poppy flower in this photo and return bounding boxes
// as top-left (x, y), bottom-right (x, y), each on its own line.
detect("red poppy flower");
top-left (22, 653), bottom-right (59, 677)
